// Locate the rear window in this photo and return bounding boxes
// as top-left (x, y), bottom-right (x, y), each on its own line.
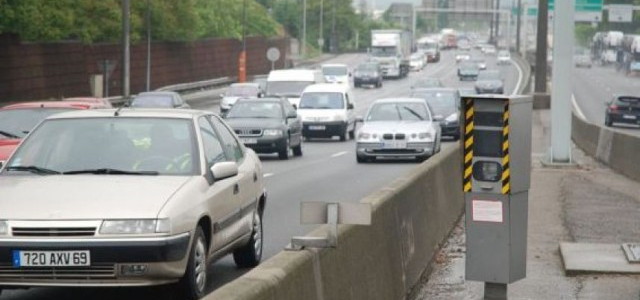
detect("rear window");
top-left (616, 97), bottom-right (640, 105)
top-left (132, 95), bottom-right (174, 108)
top-left (299, 92), bottom-right (344, 109)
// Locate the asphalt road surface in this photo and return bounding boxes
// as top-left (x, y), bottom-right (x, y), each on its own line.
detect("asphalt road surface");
top-left (2, 49), bottom-right (521, 300)
top-left (573, 63), bottom-right (640, 137)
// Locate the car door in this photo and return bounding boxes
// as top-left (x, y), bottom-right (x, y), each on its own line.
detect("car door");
top-left (209, 115), bottom-right (257, 239)
top-left (197, 117), bottom-right (239, 253)
top-left (283, 101), bottom-right (303, 145)
top-left (345, 92), bottom-right (356, 131)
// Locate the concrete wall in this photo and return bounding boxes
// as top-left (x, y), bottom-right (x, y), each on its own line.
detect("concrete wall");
top-left (572, 113), bottom-right (640, 182)
top-left (207, 145), bottom-right (465, 300)
top-left (0, 34), bottom-right (288, 102)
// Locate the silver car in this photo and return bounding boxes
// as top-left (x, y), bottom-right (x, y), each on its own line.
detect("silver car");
top-left (0, 109), bottom-right (267, 299)
top-left (356, 98), bottom-right (441, 163)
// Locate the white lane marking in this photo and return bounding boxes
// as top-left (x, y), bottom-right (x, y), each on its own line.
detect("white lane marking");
top-left (263, 173), bottom-right (274, 178)
top-left (571, 94), bottom-right (587, 120)
top-left (512, 58), bottom-right (524, 96)
top-left (331, 151), bottom-right (348, 158)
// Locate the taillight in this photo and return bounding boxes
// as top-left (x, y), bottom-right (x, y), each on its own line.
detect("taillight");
top-left (609, 105), bottom-right (618, 111)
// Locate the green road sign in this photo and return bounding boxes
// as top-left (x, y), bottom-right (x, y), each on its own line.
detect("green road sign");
top-left (549, 0), bottom-right (603, 12)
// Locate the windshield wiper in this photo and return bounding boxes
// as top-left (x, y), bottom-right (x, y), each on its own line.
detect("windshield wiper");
top-left (6, 165), bottom-right (61, 175)
top-left (0, 130), bottom-right (21, 139)
top-left (63, 168), bottom-right (159, 175)
top-left (402, 107), bottom-right (425, 120)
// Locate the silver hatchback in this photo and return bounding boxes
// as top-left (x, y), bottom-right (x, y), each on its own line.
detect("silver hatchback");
top-left (0, 109), bottom-right (267, 299)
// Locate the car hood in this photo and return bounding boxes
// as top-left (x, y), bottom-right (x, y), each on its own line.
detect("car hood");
top-left (225, 118), bottom-right (284, 129)
top-left (360, 121), bottom-right (436, 134)
top-left (0, 139), bottom-right (20, 161)
top-left (0, 175), bottom-right (191, 219)
top-left (475, 80), bottom-right (503, 88)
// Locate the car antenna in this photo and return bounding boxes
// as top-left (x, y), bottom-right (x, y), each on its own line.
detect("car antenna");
top-left (114, 104), bottom-right (126, 117)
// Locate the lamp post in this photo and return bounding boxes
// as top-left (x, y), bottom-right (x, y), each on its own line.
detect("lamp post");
top-left (302, 0), bottom-right (307, 58)
top-left (145, 0), bottom-right (151, 91)
top-left (122, 0), bottom-right (130, 99)
top-left (239, 0), bottom-right (248, 83)
top-left (319, 0), bottom-right (324, 52)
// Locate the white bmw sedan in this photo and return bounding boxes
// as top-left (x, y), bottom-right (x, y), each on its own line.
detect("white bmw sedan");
top-left (356, 98), bottom-right (441, 163)
top-left (0, 109), bottom-right (267, 299)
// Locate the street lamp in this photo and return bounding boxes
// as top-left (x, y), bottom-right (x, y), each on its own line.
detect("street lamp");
top-left (145, 0), bottom-right (151, 91)
top-left (239, 0), bottom-right (248, 82)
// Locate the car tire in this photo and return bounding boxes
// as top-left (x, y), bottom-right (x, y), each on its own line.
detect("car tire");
top-left (452, 133), bottom-right (460, 141)
top-left (278, 138), bottom-right (290, 160)
top-left (348, 126), bottom-right (356, 140)
top-left (292, 141), bottom-right (303, 156)
top-left (357, 155), bottom-right (371, 163)
top-left (377, 81), bottom-right (383, 88)
top-left (233, 211), bottom-right (263, 268)
top-left (176, 226), bottom-right (208, 300)
top-left (605, 115), bottom-right (613, 127)
top-left (339, 125), bottom-right (348, 142)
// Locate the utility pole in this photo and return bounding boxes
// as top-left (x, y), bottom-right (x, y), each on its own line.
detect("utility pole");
top-left (495, 0), bottom-right (501, 46)
top-left (301, 0), bottom-right (307, 58)
top-left (239, 0), bottom-right (248, 82)
top-left (122, 0), bottom-right (130, 99)
top-left (331, 0), bottom-right (337, 53)
top-left (490, 0), bottom-right (495, 43)
top-left (534, 0), bottom-right (549, 95)
top-left (319, 0), bottom-right (324, 52)
top-left (516, 0), bottom-right (522, 53)
top-left (145, 0), bottom-right (151, 91)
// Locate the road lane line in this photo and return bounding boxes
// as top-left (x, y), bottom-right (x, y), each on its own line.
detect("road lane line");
top-left (331, 151), bottom-right (348, 158)
top-left (512, 58), bottom-right (524, 96)
top-left (571, 94), bottom-right (587, 120)
top-left (263, 173), bottom-right (274, 178)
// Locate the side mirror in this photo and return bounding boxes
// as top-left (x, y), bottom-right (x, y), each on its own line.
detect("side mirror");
top-left (287, 111), bottom-right (298, 118)
top-left (0, 160), bottom-right (4, 169)
top-left (347, 103), bottom-right (354, 110)
top-left (292, 104), bottom-right (297, 110)
top-left (355, 116), bottom-right (364, 123)
top-left (433, 115), bottom-right (444, 122)
top-left (211, 162), bottom-right (238, 180)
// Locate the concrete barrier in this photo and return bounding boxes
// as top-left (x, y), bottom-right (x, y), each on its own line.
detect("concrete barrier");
top-left (572, 113), bottom-right (640, 182)
top-left (207, 145), bottom-right (464, 300)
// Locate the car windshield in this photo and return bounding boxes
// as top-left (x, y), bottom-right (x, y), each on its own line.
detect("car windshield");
top-left (414, 92), bottom-right (458, 117)
top-left (227, 85), bottom-right (259, 97)
top-left (371, 46), bottom-right (396, 57)
top-left (4, 118), bottom-right (198, 176)
top-left (0, 108), bottom-right (75, 139)
top-left (367, 102), bottom-right (430, 121)
top-left (460, 62), bottom-right (478, 70)
top-left (478, 71), bottom-right (501, 80)
top-left (323, 66), bottom-right (347, 76)
top-left (356, 63), bottom-right (378, 71)
top-left (266, 81), bottom-right (313, 97)
top-left (227, 102), bottom-right (283, 119)
top-left (132, 95), bottom-right (174, 108)
top-left (299, 92), bottom-right (344, 109)
top-left (498, 51), bottom-right (510, 57)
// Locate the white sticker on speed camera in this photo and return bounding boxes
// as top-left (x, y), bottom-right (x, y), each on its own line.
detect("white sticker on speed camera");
top-left (472, 200), bottom-right (503, 223)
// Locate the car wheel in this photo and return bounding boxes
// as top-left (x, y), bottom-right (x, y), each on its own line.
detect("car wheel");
top-left (605, 115), bottom-right (613, 127)
top-left (176, 226), bottom-right (207, 300)
top-left (357, 155), bottom-right (371, 163)
top-left (233, 211), bottom-right (263, 268)
top-left (378, 80), bottom-right (383, 88)
top-left (278, 138), bottom-right (290, 160)
top-left (348, 126), bottom-right (356, 140)
top-left (339, 125), bottom-right (348, 142)
top-left (292, 140), bottom-right (303, 157)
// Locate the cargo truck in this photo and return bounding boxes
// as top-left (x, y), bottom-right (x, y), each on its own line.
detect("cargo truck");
top-left (370, 30), bottom-right (411, 79)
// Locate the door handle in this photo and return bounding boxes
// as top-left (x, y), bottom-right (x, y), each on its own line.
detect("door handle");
top-left (233, 184), bottom-right (240, 195)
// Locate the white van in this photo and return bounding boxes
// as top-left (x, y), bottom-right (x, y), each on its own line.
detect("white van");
top-left (298, 84), bottom-right (356, 141)
top-left (265, 69), bottom-right (323, 108)
top-left (321, 63), bottom-right (350, 84)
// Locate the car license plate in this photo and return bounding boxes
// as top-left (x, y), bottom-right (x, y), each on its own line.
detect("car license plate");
top-left (623, 115), bottom-right (636, 120)
top-left (13, 250), bottom-right (90, 267)
top-left (241, 138), bottom-right (257, 144)
top-left (384, 141), bottom-right (407, 149)
top-left (309, 125), bottom-right (326, 130)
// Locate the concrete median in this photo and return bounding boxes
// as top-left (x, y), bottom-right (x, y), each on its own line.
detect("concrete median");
top-left (572, 113), bottom-right (640, 182)
top-left (206, 145), bottom-right (464, 300)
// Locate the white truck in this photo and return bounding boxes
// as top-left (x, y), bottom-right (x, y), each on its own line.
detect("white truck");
top-left (370, 30), bottom-right (411, 79)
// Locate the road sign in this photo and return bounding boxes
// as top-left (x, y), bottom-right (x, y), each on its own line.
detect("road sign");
top-left (548, 0), bottom-right (603, 22)
top-left (608, 4), bottom-right (633, 23)
top-left (266, 47), bottom-right (281, 62)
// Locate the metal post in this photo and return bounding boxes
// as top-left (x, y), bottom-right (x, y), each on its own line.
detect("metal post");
top-left (550, 0), bottom-right (574, 163)
top-left (122, 0), bottom-right (130, 98)
top-left (331, 0), bottom-right (336, 53)
top-left (516, 0), bottom-right (522, 53)
top-left (490, 0), bottom-right (495, 43)
top-left (534, 0), bottom-right (548, 94)
top-left (145, 0), bottom-right (151, 92)
top-left (302, 0), bottom-right (307, 58)
top-left (319, 0), bottom-right (323, 52)
top-left (239, 0), bottom-right (247, 83)
top-left (495, 0), bottom-right (501, 45)
top-left (103, 60), bottom-right (109, 98)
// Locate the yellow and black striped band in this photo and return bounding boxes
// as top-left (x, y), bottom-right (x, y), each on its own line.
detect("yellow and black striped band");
top-left (463, 98), bottom-right (474, 192)
top-left (501, 102), bottom-right (511, 194)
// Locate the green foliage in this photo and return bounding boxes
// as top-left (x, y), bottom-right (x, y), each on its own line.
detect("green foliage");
top-left (575, 24), bottom-right (597, 47)
top-left (0, 0), bottom-right (280, 44)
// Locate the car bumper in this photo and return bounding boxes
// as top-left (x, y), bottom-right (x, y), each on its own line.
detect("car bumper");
top-left (440, 124), bottom-right (460, 137)
top-left (239, 135), bottom-right (288, 153)
top-left (0, 233), bottom-right (191, 287)
top-left (303, 122), bottom-right (346, 138)
top-left (356, 142), bottom-right (435, 158)
top-left (608, 112), bottom-right (640, 125)
top-left (476, 87), bottom-right (504, 94)
top-left (354, 77), bottom-right (380, 85)
top-left (381, 67), bottom-right (400, 77)
top-left (459, 74), bottom-right (478, 81)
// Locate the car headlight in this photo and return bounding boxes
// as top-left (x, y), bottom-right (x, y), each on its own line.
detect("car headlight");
top-left (418, 132), bottom-right (433, 140)
top-left (357, 132), bottom-right (379, 141)
top-left (100, 219), bottom-right (170, 235)
top-left (263, 129), bottom-right (283, 136)
top-left (445, 113), bottom-right (459, 122)
top-left (0, 221), bottom-right (7, 236)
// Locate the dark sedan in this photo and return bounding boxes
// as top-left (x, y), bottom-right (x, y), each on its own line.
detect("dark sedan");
top-left (224, 98), bottom-right (303, 159)
top-left (475, 70), bottom-right (504, 94)
top-left (458, 62), bottom-right (480, 81)
top-left (131, 91), bottom-right (190, 109)
top-left (354, 62), bottom-right (383, 88)
top-left (605, 96), bottom-right (640, 127)
top-left (411, 88), bottom-right (461, 140)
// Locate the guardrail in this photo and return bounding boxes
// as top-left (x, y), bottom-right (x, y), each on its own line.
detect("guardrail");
top-left (572, 113), bottom-right (640, 182)
top-left (206, 145), bottom-right (464, 300)
top-left (512, 53), bottom-right (532, 95)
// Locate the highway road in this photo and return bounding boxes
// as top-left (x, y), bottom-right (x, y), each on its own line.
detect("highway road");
top-left (573, 63), bottom-right (640, 137)
top-left (2, 49), bottom-right (521, 300)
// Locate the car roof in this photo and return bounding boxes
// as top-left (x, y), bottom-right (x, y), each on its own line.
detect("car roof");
top-left (373, 98), bottom-right (426, 104)
top-left (236, 97), bottom-right (283, 103)
top-left (1, 101), bottom-right (103, 110)
top-left (45, 108), bottom-right (208, 120)
top-left (303, 83), bottom-right (350, 93)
